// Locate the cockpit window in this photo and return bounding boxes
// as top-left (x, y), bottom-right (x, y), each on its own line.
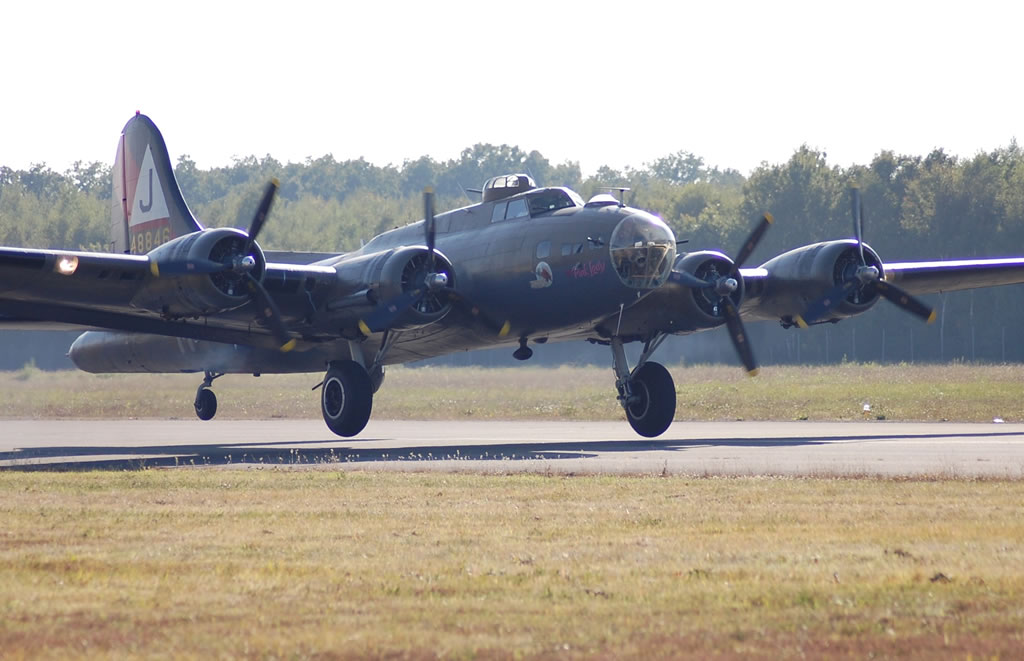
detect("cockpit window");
top-left (491, 202), bottom-right (507, 222)
top-left (507, 198), bottom-right (529, 220)
top-left (527, 189), bottom-right (582, 216)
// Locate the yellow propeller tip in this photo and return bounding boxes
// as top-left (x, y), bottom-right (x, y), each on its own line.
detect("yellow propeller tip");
top-left (763, 212), bottom-right (774, 224)
top-left (149, 261), bottom-right (160, 277)
top-left (927, 310), bottom-right (937, 324)
top-left (270, 177), bottom-right (280, 187)
top-left (748, 368), bottom-right (760, 377)
top-left (424, 186), bottom-right (434, 194)
top-left (498, 321), bottom-right (511, 337)
top-left (794, 315), bottom-right (808, 329)
top-left (280, 338), bottom-right (297, 353)
top-left (358, 320), bottom-right (372, 336)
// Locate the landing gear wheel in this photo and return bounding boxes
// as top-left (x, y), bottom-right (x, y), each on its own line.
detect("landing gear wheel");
top-left (195, 388), bottom-right (218, 421)
top-left (625, 362), bottom-right (676, 438)
top-left (321, 360), bottom-right (373, 437)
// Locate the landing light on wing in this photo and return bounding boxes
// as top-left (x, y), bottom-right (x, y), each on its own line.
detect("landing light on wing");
top-left (56, 256), bottom-right (79, 275)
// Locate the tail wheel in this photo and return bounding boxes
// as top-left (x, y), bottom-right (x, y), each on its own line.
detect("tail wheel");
top-left (321, 360), bottom-right (373, 437)
top-left (625, 362), bottom-right (676, 438)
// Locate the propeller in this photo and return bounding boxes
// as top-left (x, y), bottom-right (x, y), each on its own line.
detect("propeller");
top-left (150, 180), bottom-right (297, 352)
top-left (358, 188), bottom-right (511, 338)
top-left (680, 213), bottom-right (774, 376)
top-left (794, 187), bottom-right (936, 328)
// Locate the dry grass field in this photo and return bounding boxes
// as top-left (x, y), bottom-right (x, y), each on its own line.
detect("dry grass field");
top-left (2, 471), bottom-right (1023, 659)
top-left (3, 364), bottom-right (1024, 658)
top-left (2, 362), bottom-right (1024, 423)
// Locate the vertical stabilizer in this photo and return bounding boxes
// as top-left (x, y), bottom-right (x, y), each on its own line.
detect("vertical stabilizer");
top-left (110, 113), bottom-right (203, 254)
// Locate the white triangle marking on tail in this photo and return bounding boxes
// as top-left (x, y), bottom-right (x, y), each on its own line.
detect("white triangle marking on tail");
top-left (129, 144), bottom-right (170, 227)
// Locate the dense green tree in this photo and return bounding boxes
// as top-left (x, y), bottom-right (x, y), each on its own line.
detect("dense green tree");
top-left (4, 139), bottom-right (1024, 368)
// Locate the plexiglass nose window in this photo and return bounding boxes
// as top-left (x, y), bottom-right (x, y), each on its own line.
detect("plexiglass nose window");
top-left (609, 213), bottom-right (676, 288)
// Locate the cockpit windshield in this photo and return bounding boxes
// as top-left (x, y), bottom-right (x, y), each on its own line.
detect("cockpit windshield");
top-left (527, 188), bottom-right (583, 216)
top-left (609, 213), bottom-right (676, 289)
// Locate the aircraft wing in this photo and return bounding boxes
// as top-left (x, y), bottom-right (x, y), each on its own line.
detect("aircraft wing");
top-left (881, 257), bottom-right (1024, 294)
top-left (731, 252), bottom-right (1024, 327)
top-left (0, 246), bottom-right (338, 350)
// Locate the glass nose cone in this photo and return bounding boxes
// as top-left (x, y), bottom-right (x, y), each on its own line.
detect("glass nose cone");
top-left (609, 212), bottom-right (676, 288)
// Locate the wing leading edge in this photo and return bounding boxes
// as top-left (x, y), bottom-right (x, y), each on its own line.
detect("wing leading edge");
top-left (882, 257), bottom-right (1024, 295)
top-left (0, 246), bottom-right (338, 349)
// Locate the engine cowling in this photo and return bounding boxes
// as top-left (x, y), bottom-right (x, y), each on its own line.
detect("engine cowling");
top-left (749, 240), bottom-right (884, 322)
top-left (678, 250), bottom-right (743, 322)
top-left (662, 250), bottom-right (742, 331)
top-left (330, 245), bottom-right (456, 331)
top-left (618, 251), bottom-right (743, 336)
top-left (132, 228), bottom-right (267, 317)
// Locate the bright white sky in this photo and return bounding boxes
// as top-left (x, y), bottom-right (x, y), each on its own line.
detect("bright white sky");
top-left (2, 0), bottom-right (1021, 180)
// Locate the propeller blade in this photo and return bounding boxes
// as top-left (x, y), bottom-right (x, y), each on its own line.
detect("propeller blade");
top-left (851, 187), bottom-right (866, 266)
top-left (358, 288), bottom-right (426, 335)
top-left (733, 213), bottom-right (774, 269)
top-left (875, 280), bottom-right (937, 323)
top-left (356, 286), bottom-right (511, 338)
top-left (721, 297), bottom-right (758, 376)
top-left (794, 279), bottom-right (858, 328)
top-left (438, 288), bottom-right (511, 337)
top-left (244, 179), bottom-right (279, 255)
top-left (424, 187), bottom-right (436, 271)
top-left (245, 274), bottom-right (296, 352)
top-left (669, 270), bottom-right (715, 289)
top-left (424, 187), bottom-right (436, 252)
top-left (150, 258), bottom-right (229, 277)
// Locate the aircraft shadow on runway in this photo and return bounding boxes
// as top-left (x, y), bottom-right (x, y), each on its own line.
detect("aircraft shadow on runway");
top-left (2, 430), bottom-right (1021, 472)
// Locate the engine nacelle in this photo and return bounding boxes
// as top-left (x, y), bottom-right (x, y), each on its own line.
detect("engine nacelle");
top-left (748, 240), bottom-right (883, 322)
top-left (618, 251), bottom-right (743, 336)
top-left (663, 250), bottom-right (741, 330)
top-left (132, 228), bottom-right (267, 317)
top-left (330, 245), bottom-right (455, 331)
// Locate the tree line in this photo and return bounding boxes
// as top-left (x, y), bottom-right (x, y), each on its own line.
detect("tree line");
top-left (2, 140), bottom-right (1024, 369)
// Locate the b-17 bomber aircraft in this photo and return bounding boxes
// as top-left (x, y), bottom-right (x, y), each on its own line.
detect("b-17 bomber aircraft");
top-left (3, 114), bottom-right (1024, 437)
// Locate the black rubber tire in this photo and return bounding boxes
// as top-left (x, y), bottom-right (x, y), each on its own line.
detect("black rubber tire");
top-left (321, 360), bottom-right (373, 437)
top-left (195, 388), bottom-right (217, 421)
top-left (625, 362), bottom-right (676, 438)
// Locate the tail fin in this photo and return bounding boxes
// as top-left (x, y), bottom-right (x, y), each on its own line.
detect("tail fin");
top-left (110, 113), bottom-right (203, 254)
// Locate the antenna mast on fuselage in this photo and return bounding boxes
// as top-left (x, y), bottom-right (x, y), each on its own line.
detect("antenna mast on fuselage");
top-left (598, 186), bottom-right (630, 206)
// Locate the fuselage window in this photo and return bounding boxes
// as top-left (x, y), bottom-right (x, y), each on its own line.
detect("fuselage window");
top-left (536, 241), bottom-right (551, 259)
top-left (506, 198), bottom-right (529, 220)
top-left (561, 243), bottom-right (574, 256)
top-left (491, 202), bottom-right (507, 223)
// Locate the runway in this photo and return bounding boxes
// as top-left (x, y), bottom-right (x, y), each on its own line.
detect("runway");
top-left (3, 419), bottom-right (1024, 477)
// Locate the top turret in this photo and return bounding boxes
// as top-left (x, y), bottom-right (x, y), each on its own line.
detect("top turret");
top-left (481, 174), bottom-right (536, 203)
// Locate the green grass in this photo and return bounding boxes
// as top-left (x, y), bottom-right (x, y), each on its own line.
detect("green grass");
top-left (1, 471), bottom-right (1023, 659)
top-left (2, 363), bottom-right (1023, 422)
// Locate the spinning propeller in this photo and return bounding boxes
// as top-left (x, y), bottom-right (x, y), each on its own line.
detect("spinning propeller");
top-left (794, 188), bottom-right (936, 328)
top-left (675, 213), bottom-right (775, 376)
top-left (358, 189), bottom-right (511, 337)
top-left (150, 180), bottom-right (297, 352)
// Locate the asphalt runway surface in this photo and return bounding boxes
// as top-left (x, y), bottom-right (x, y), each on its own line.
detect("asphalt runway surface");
top-left (3, 419), bottom-right (1024, 477)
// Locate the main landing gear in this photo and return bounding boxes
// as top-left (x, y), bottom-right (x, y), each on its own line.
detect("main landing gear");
top-left (189, 358), bottom-right (377, 438)
top-left (320, 360), bottom-right (373, 437)
top-left (194, 371), bottom-right (222, 421)
top-left (317, 337), bottom-right (388, 437)
top-left (611, 334), bottom-right (676, 437)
